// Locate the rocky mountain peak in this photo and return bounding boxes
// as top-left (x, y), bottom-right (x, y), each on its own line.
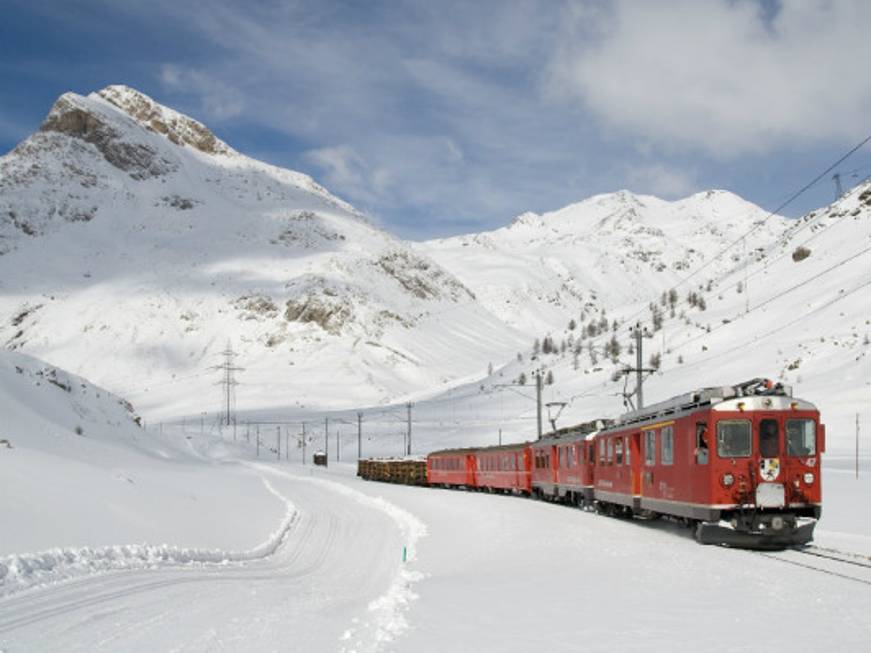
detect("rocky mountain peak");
top-left (95, 85), bottom-right (235, 157)
top-left (38, 92), bottom-right (174, 180)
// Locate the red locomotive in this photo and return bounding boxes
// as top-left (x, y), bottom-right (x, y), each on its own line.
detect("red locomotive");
top-left (424, 379), bottom-right (823, 548)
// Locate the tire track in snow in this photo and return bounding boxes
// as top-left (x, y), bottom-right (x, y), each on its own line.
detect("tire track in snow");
top-left (254, 465), bottom-right (428, 653)
top-left (0, 476), bottom-right (296, 598)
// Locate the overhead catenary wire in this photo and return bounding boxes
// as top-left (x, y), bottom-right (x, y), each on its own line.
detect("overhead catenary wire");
top-left (664, 241), bottom-right (871, 355)
top-left (569, 135), bottom-right (871, 364)
top-left (669, 274), bottom-right (871, 375)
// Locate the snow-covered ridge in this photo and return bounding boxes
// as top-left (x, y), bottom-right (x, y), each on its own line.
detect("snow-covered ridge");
top-left (0, 477), bottom-right (296, 597)
top-left (0, 349), bottom-right (142, 455)
top-left (416, 187), bottom-right (787, 335)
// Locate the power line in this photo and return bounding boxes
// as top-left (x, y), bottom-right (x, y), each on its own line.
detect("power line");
top-left (671, 274), bottom-right (871, 375)
top-left (572, 135), bottom-right (871, 361)
top-left (665, 239), bottom-right (871, 358)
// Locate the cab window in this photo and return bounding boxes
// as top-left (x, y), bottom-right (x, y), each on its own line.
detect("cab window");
top-left (786, 419), bottom-right (816, 456)
top-left (615, 438), bottom-right (623, 465)
top-left (717, 420), bottom-right (751, 457)
top-left (759, 419), bottom-right (780, 458)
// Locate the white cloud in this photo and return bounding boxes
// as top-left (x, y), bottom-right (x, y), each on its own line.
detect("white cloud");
top-left (304, 145), bottom-right (393, 207)
top-left (159, 64), bottom-right (244, 121)
top-left (624, 163), bottom-right (697, 198)
top-left (551, 0), bottom-right (871, 158)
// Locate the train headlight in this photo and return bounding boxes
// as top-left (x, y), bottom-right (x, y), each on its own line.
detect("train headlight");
top-left (803, 472), bottom-right (815, 485)
top-left (771, 516), bottom-right (785, 530)
top-left (722, 473), bottom-right (735, 487)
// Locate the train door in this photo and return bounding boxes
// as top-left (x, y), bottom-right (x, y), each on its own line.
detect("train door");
top-left (466, 454), bottom-right (477, 488)
top-left (631, 432), bottom-right (642, 498)
top-left (756, 413), bottom-right (784, 483)
top-left (550, 445), bottom-right (558, 486)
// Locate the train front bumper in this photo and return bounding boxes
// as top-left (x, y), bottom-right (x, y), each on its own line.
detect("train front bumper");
top-left (695, 517), bottom-right (816, 549)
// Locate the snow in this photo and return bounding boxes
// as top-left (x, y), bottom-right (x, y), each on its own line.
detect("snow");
top-left (1, 350), bottom-right (870, 650)
top-left (2, 86), bottom-right (871, 650)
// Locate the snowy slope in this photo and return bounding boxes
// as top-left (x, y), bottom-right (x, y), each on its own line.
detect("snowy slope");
top-left (0, 86), bottom-right (522, 418)
top-left (0, 349), bottom-right (287, 556)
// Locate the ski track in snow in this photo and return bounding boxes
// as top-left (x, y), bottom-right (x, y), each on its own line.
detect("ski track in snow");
top-left (0, 476), bottom-right (296, 598)
top-left (254, 464), bottom-right (428, 653)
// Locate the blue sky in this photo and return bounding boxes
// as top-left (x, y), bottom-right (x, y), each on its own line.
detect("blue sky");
top-left (1, 0), bottom-right (870, 239)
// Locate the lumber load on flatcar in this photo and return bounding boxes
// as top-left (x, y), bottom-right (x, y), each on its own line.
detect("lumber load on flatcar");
top-left (357, 457), bottom-right (427, 485)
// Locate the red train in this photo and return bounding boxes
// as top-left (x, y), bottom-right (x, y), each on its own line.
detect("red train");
top-left (426, 379), bottom-right (823, 548)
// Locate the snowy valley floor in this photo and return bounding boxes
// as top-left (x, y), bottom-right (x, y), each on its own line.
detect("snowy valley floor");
top-left (2, 438), bottom-right (871, 652)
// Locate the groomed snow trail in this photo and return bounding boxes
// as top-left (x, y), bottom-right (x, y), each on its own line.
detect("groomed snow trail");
top-left (0, 478), bottom-right (297, 597)
top-left (0, 467), bottom-right (422, 652)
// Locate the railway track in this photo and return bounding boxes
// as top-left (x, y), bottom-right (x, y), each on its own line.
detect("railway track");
top-left (760, 545), bottom-right (871, 586)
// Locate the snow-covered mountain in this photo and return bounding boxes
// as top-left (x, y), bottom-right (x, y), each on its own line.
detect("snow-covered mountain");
top-left (0, 86), bottom-right (520, 417)
top-left (2, 85), bottom-right (867, 442)
top-left (415, 189), bottom-right (787, 334)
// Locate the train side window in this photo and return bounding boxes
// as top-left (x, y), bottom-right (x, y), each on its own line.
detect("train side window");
top-left (644, 430), bottom-right (656, 465)
top-left (661, 426), bottom-right (674, 465)
top-left (624, 437), bottom-right (631, 465)
top-left (599, 439), bottom-right (606, 465)
top-left (695, 424), bottom-right (709, 464)
top-left (615, 438), bottom-right (623, 465)
top-left (606, 438), bottom-right (613, 465)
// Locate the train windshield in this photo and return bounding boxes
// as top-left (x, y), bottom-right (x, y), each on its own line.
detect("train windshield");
top-left (759, 419), bottom-right (780, 458)
top-left (716, 420), bottom-right (751, 457)
top-left (786, 419), bottom-right (816, 456)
